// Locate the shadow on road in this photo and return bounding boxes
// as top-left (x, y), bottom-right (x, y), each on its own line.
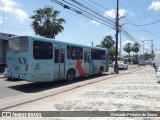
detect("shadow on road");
top-left (6, 78), bottom-right (22, 82)
top-left (8, 75), bottom-right (107, 93)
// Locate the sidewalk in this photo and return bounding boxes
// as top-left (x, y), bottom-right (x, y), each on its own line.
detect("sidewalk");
top-left (1, 66), bottom-right (160, 119)
top-left (0, 74), bottom-right (4, 78)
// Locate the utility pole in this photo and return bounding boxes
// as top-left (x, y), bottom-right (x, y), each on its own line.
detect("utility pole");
top-left (119, 27), bottom-right (122, 58)
top-left (141, 40), bottom-right (154, 60)
top-left (141, 40), bottom-right (145, 59)
top-left (91, 41), bottom-right (93, 47)
top-left (151, 40), bottom-right (154, 60)
top-left (114, 0), bottom-right (119, 74)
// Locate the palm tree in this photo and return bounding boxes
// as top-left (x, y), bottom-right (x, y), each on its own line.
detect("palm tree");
top-left (132, 43), bottom-right (140, 61)
top-left (132, 43), bottom-right (140, 54)
top-left (123, 42), bottom-right (133, 62)
top-left (97, 35), bottom-right (115, 61)
top-left (101, 35), bottom-right (115, 49)
top-left (31, 7), bottom-right (65, 39)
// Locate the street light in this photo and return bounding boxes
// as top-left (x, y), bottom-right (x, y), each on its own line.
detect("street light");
top-left (141, 40), bottom-right (154, 60)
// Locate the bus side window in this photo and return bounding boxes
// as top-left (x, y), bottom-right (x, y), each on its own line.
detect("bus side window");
top-left (71, 46), bottom-right (83, 60)
top-left (67, 46), bottom-right (71, 60)
top-left (61, 49), bottom-right (64, 63)
top-left (33, 41), bottom-right (53, 59)
top-left (54, 49), bottom-right (59, 63)
top-left (84, 51), bottom-right (90, 63)
top-left (99, 50), bottom-right (105, 60)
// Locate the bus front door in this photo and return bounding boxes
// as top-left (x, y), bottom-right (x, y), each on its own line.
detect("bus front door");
top-left (84, 51), bottom-right (90, 75)
top-left (54, 48), bottom-right (65, 80)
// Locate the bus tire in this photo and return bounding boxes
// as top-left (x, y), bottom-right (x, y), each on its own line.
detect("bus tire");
top-left (66, 70), bottom-right (75, 82)
top-left (99, 67), bottom-right (103, 75)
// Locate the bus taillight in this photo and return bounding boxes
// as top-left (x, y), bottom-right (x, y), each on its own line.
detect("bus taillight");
top-left (26, 64), bottom-right (28, 71)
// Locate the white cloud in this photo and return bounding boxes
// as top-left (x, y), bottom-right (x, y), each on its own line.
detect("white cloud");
top-left (14, 8), bottom-right (28, 23)
top-left (104, 9), bottom-right (126, 19)
top-left (148, 1), bottom-right (160, 11)
top-left (105, 31), bottom-right (114, 36)
top-left (0, 0), bottom-right (29, 23)
top-left (91, 20), bottom-right (101, 26)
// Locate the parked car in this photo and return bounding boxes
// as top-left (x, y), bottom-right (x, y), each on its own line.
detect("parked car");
top-left (157, 67), bottom-right (160, 72)
top-left (132, 60), bottom-right (139, 64)
top-left (139, 60), bottom-right (146, 66)
top-left (113, 61), bottom-right (128, 70)
top-left (118, 61), bottom-right (128, 70)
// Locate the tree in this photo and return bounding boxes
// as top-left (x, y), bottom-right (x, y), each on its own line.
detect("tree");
top-left (108, 46), bottom-right (116, 60)
top-left (132, 43), bottom-right (140, 62)
top-left (98, 35), bottom-right (115, 49)
top-left (97, 35), bottom-right (115, 61)
top-left (31, 7), bottom-right (65, 39)
top-left (132, 43), bottom-right (140, 54)
top-left (123, 42), bottom-right (133, 62)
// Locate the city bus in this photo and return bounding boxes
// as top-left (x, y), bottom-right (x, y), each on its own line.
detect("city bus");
top-left (6, 36), bottom-right (109, 82)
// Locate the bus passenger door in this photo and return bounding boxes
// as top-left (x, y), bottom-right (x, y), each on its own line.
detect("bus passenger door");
top-left (84, 50), bottom-right (90, 75)
top-left (54, 48), bottom-right (65, 80)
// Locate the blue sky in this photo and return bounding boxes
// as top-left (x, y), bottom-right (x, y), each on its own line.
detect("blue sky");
top-left (0, 0), bottom-right (160, 55)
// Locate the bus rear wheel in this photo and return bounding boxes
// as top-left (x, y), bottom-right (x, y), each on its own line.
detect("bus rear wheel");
top-left (99, 67), bottom-right (103, 76)
top-left (66, 70), bottom-right (75, 82)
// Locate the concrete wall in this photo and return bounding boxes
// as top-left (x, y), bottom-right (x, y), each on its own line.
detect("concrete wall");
top-left (0, 40), bottom-right (3, 63)
top-left (0, 33), bottom-right (15, 64)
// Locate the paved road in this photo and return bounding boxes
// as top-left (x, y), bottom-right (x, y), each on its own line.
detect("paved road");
top-left (0, 65), bottom-right (159, 119)
top-left (0, 65), bottom-right (139, 100)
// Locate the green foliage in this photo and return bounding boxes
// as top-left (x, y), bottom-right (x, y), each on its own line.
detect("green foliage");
top-left (108, 46), bottom-right (116, 59)
top-left (30, 7), bottom-right (65, 39)
top-left (132, 43), bottom-right (140, 54)
top-left (97, 35), bottom-right (115, 60)
top-left (123, 42), bottom-right (133, 55)
top-left (103, 35), bottom-right (115, 49)
top-left (97, 35), bottom-right (115, 49)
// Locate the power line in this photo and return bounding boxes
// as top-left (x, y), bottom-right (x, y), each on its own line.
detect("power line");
top-left (133, 19), bottom-right (160, 26)
top-left (124, 18), bottom-right (160, 38)
top-left (88, 0), bottom-right (112, 11)
top-left (68, 0), bottom-right (115, 25)
top-left (50, 0), bottom-right (115, 28)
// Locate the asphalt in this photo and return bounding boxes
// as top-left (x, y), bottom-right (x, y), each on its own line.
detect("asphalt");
top-left (0, 66), bottom-right (160, 119)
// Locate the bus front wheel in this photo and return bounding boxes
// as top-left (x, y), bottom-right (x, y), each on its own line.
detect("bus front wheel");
top-left (66, 70), bottom-right (75, 82)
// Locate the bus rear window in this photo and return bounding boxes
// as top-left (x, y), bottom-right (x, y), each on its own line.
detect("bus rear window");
top-left (9, 37), bottom-right (28, 52)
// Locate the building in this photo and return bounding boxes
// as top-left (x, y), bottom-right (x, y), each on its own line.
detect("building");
top-left (0, 33), bottom-right (16, 64)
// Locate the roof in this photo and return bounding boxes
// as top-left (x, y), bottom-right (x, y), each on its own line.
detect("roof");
top-left (0, 33), bottom-right (16, 41)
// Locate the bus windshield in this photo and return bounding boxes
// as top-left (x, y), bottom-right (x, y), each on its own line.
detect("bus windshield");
top-left (9, 37), bottom-right (28, 52)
